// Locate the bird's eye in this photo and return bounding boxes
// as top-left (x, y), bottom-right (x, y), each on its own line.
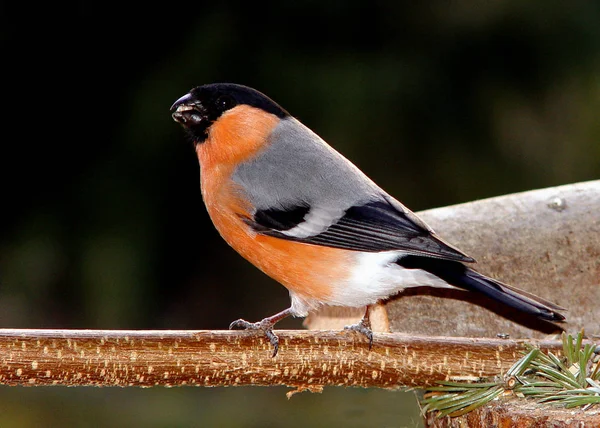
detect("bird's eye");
top-left (216, 95), bottom-right (235, 111)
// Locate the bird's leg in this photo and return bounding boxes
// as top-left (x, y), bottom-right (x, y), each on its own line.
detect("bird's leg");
top-left (344, 305), bottom-right (374, 349)
top-left (229, 307), bottom-right (293, 357)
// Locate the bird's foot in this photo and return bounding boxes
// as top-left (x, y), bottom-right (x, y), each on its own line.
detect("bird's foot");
top-left (229, 318), bottom-right (281, 357)
top-left (344, 317), bottom-right (374, 350)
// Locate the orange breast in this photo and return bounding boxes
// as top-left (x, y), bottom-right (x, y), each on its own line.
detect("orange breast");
top-left (195, 105), bottom-right (352, 302)
top-left (206, 190), bottom-right (350, 302)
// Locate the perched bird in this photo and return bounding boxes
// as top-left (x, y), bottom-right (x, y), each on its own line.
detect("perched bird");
top-left (171, 83), bottom-right (565, 356)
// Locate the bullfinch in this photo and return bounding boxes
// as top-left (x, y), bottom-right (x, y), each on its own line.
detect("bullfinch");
top-left (170, 83), bottom-right (565, 356)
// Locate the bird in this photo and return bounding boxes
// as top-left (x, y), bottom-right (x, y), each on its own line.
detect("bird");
top-left (170, 83), bottom-right (565, 356)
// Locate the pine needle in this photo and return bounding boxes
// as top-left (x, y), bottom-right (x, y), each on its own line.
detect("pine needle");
top-left (421, 331), bottom-right (599, 418)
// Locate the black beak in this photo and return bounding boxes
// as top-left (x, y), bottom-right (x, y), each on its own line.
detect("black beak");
top-left (170, 92), bottom-right (194, 111)
top-left (171, 92), bottom-right (205, 126)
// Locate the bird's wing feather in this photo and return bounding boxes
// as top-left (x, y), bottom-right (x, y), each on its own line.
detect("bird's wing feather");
top-left (232, 118), bottom-right (473, 262)
top-left (243, 198), bottom-right (474, 263)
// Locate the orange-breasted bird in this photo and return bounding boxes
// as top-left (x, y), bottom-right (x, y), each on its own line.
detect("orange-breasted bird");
top-left (170, 83), bottom-right (565, 356)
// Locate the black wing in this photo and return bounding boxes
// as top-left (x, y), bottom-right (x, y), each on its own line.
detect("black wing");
top-left (244, 200), bottom-right (474, 263)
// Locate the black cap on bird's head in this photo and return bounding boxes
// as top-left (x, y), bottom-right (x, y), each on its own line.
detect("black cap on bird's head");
top-left (171, 83), bottom-right (289, 143)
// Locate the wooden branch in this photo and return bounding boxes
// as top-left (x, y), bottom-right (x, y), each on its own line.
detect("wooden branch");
top-left (0, 329), bottom-right (567, 391)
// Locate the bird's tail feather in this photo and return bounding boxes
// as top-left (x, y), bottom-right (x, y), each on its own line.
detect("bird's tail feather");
top-left (458, 268), bottom-right (565, 321)
top-left (396, 256), bottom-right (565, 322)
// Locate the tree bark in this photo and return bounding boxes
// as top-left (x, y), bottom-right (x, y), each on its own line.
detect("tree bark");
top-left (0, 329), bottom-right (564, 391)
top-left (424, 398), bottom-right (600, 427)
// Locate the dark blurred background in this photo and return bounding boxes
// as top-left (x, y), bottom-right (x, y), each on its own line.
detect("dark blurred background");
top-left (1, 2), bottom-right (599, 427)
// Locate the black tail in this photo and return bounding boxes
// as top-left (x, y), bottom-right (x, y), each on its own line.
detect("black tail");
top-left (397, 256), bottom-right (565, 322)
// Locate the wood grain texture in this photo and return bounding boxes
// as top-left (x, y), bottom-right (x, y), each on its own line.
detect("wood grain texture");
top-left (305, 180), bottom-right (600, 339)
top-left (0, 329), bottom-right (564, 389)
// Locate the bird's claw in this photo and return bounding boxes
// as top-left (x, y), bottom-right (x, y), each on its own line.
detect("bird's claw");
top-left (229, 318), bottom-right (255, 330)
top-left (229, 318), bottom-right (280, 357)
top-left (344, 319), bottom-right (374, 350)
